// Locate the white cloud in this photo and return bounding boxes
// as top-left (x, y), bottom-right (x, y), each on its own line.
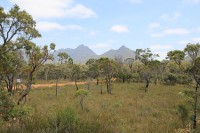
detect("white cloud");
top-left (111, 25), bottom-right (129, 33)
top-left (164, 28), bottom-right (190, 35)
top-left (150, 45), bottom-right (172, 50)
top-left (65, 4), bottom-right (97, 19)
top-left (129, 0), bottom-right (142, 4)
top-left (36, 22), bottom-right (84, 31)
top-left (182, 0), bottom-right (200, 4)
top-left (10, 0), bottom-right (96, 19)
top-left (149, 23), bottom-right (161, 29)
top-left (151, 28), bottom-right (190, 38)
top-left (161, 12), bottom-right (181, 22)
top-left (179, 37), bottom-right (200, 45)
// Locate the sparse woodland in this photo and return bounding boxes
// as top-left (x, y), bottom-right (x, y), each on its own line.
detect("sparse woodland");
top-left (0, 5), bottom-right (200, 133)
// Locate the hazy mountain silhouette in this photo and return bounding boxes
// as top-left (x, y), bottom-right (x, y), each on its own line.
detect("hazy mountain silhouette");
top-left (52, 44), bottom-right (135, 64)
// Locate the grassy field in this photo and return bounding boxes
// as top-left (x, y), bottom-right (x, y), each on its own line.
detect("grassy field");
top-left (1, 82), bottom-right (200, 133)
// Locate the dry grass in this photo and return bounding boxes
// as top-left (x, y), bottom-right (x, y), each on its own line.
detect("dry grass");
top-left (20, 82), bottom-right (199, 132)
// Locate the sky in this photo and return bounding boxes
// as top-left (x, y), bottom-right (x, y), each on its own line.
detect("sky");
top-left (1, 0), bottom-right (200, 59)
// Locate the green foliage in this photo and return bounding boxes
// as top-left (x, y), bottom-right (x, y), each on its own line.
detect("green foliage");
top-left (132, 73), bottom-right (143, 83)
top-left (75, 89), bottom-right (89, 96)
top-left (178, 104), bottom-right (189, 126)
top-left (0, 90), bottom-right (14, 121)
top-left (135, 48), bottom-right (159, 65)
top-left (49, 108), bottom-right (79, 133)
top-left (163, 73), bottom-right (178, 85)
top-left (167, 50), bottom-right (185, 65)
top-left (57, 52), bottom-right (72, 64)
top-left (176, 74), bottom-right (193, 85)
top-left (0, 4), bottom-right (40, 53)
top-left (0, 90), bottom-right (32, 123)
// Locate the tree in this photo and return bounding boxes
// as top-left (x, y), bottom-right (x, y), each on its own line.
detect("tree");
top-left (98, 58), bottom-right (117, 94)
top-left (0, 51), bottom-right (24, 95)
top-left (75, 89), bottom-right (88, 111)
top-left (114, 59), bottom-right (131, 83)
top-left (57, 52), bottom-right (71, 64)
top-left (86, 59), bottom-right (100, 85)
top-left (18, 42), bottom-right (55, 105)
top-left (68, 64), bottom-right (82, 90)
top-left (125, 58), bottom-right (135, 72)
top-left (0, 5), bottom-right (40, 95)
top-left (135, 48), bottom-right (159, 89)
top-left (135, 48), bottom-right (159, 65)
top-left (167, 43), bottom-right (200, 129)
top-left (0, 5), bottom-right (40, 55)
top-left (148, 60), bottom-right (161, 85)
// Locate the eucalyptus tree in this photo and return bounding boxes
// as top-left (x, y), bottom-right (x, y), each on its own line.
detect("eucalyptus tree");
top-left (167, 43), bottom-right (200, 129)
top-left (0, 5), bottom-right (40, 94)
top-left (125, 58), bottom-right (135, 72)
top-left (68, 64), bottom-right (82, 90)
top-left (98, 57), bottom-right (117, 94)
top-left (86, 58), bottom-right (100, 85)
top-left (114, 59), bottom-right (131, 83)
top-left (0, 5), bottom-right (40, 55)
top-left (148, 60), bottom-right (161, 85)
top-left (0, 51), bottom-right (24, 95)
top-left (58, 52), bottom-right (72, 64)
top-left (135, 48), bottom-right (159, 88)
top-left (18, 42), bottom-right (55, 104)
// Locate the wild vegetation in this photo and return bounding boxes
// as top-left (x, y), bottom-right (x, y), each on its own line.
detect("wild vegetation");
top-left (0, 5), bottom-right (200, 133)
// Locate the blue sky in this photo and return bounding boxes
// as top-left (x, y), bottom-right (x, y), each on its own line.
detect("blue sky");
top-left (1, 0), bottom-right (200, 59)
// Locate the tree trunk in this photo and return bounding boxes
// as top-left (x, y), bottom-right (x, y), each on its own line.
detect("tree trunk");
top-left (96, 78), bottom-right (99, 85)
top-left (106, 78), bottom-right (109, 93)
top-left (145, 77), bottom-right (149, 93)
top-left (18, 68), bottom-right (35, 105)
top-left (100, 82), bottom-right (103, 95)
top-left (56, 78), bottom-right (58, 97)
top-left (80, 96), bottom-right (84, 111)
top-left (8, 76), bottom-right (14, 96)
top-left (75, 79), bottom-right (78, 90)
top-left (108, 78), bottom-right (111, 94)
top-left (45, 68), bottom-right (49, 81)
top-left (123, 76), bottom-right (125, 83)
top-left (18, 81), bottom-right (31, 105)
top-left (193, 82), bottom-right (199, 129)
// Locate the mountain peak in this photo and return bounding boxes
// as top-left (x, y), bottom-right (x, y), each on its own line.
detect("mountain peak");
top-left (119, 45), bottom-right (128, 50)
top-left (76, 44), bottom-right (87, 49)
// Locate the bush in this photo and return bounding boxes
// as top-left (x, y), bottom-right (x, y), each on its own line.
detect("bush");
top-left (132, 73), bottom-right (143, 83)
top-left (162, 73), bottom-right (193, 85)
top-left (163, 73), bottom-right (177, 85)
top-left (176, 74), bottom-right (192, 85)
top-left (178, 104), bottom-right (189, 126)
top-left (48, 107), bottom-right (79, 133)
top-left (0, 90), bottom-right (14, 121)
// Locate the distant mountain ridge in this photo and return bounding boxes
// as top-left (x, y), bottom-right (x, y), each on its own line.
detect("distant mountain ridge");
top-left (52, 44), bottom-right (135, 64)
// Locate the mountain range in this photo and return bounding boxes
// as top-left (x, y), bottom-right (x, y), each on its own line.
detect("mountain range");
top-left (52, 44), bottom-right (135, 64)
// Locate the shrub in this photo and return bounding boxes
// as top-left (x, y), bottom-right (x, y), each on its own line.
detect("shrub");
top-left (176, 74), bottom-right (193, 85)
top-left (48, 108), bottom-right (79, 133)
top-left (0, 90), bottom-right (14, 121)
top-left (178, 104), bottom-right (189, 126)
top-left (163, 73), bottom-right (177, 85)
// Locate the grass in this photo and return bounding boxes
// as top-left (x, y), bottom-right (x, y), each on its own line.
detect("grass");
top-left (1, 82), bottom-right (200, 132)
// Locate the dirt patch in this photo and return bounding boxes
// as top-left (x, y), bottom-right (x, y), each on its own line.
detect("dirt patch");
top-left (31, 82), bottom-right (87, 89)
